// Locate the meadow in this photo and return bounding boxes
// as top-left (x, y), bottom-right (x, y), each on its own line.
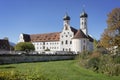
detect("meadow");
top-left (0, 60), bottom-right (120, 80)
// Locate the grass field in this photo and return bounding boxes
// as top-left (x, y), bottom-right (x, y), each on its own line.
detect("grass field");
top-left (0, 60), bottom-right (120, 80)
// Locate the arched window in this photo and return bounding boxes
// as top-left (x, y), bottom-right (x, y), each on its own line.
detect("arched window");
top-left (85, 22), bottom-right (86, 26)
top-left (70, 41), bottom-right (72, 44)
top-left (82, 22), bottom-right (83, 25)
top-left (66, 40), bottom-right (68, 44)
top-left (61, 41), bottom-right (63, 45)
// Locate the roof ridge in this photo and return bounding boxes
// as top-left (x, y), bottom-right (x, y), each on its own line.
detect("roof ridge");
top-left (30, 32), bottom-right (61, 35)
top-left (73, 29), bottom-right (87, 39)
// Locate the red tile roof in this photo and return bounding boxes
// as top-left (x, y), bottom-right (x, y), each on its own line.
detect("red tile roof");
top-left (30, 32), bottom-right (60, 42)
top-left (73, 29), bottom-right (88, 39)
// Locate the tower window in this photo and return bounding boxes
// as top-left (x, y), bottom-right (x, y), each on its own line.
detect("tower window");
top-left (85, 22), bottom-right (86, 26)
top-left (65, 25), bottom-right (68, 30)
top-left (82, 22), bottom-right (83, 25)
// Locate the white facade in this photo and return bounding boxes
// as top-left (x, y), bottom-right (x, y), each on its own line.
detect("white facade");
top-left (32, 41), bottom-right (60, 53)
top-left (18, 11), bottom-right (93, 54)
top-left (60, 17), bottom-right (74, 51)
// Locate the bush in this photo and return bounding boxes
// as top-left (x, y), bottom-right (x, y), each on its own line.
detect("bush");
top-left (76, 50), bottom-right (120, 76)
top-left (0, 71), bottom-right (49, 80)
top-left (76, 51), bottom-right (92, 67)
top-left (87, 57), bottom-right (100, 71)
top-left (99, 63), bottom-right (120, 76)
top-left (113, 55), bottom-right (120, 64)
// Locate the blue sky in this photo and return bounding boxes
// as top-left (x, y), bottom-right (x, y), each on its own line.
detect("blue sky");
top-left (0, 0), bottom-right (120, 43)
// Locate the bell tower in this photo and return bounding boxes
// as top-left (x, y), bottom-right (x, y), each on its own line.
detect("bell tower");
top-left (80, 10), bottom-right (88, 35)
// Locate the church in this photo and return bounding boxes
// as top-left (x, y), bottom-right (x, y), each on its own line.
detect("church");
top-left (18, 10), bottom-right (94, 53)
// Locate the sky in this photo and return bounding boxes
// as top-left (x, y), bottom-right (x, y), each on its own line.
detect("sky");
top-left (0, 0), bottom-right (120, 43)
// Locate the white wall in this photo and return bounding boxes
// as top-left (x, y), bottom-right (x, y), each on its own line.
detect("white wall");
top-left (72, 38), bottom-right (88, 53)
top-left (87, 41), bottom-right (93, 51)
top-left (18, 34), bottom-right (24, 42)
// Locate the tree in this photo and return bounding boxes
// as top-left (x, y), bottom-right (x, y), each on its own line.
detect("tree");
top-left (101, 8), bottom-right (120, 53)
top-left (93, 39), bottom-right (99, 51)
top-left (15, 42), bottom-right (35, 51)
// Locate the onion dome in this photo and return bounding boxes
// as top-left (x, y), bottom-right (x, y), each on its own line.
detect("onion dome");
top-left (63, 13), bottom-right (70, 20)
top-left (80, 11), bottom-right (88, 18)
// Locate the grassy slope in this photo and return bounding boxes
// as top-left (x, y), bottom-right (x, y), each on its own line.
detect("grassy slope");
top-left (0, 60), bottom-right (120, 80)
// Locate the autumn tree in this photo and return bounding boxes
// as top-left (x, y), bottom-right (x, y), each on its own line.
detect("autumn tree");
top-left (101, 8), bottom-right (120, 53)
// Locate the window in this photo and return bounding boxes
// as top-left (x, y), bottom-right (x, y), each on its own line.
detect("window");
top-left (84, 40), bottom-right (85, 43)
top-left (69, 48), bottom-right (71, 51)
top-left (70, 41), bottom-right (72, 44)
top-left (66, 35), bottom-right (68, 37)
top-left (83, 45), bottom-right (85, 51)
top-left (70, 35), bottom-right (72, 37)
top-left (85, 22), bottom-right (86, 26)
top-left (66, 40), bottom-right (68, 44)
top-left (65, 25), bottom-right (68, 30)
top-left (61, 41), bottom-right (63, 45)
top-left (63, 48), bottom-right (64, 51)
top-left (82, 22), bottom-right (83, 25)
top-left (43, 42), bottom-right (45, 45)
top-left (43, 46), bottom-right (45, 49)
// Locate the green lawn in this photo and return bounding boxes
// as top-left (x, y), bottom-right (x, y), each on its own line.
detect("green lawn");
top-left (0, 60), bottom-right (120, 80)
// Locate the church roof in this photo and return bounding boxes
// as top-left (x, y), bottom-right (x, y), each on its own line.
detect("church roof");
top-left (73, 29), bottom-right (88, 39)
top-left (80, 11), bottom-right (88, 18)
top-left (22, 34), bottom-right (31, 42)
top-left (88, 35), bottom-right (94, 42)
top-left (63, 13), bottom-right (70, 20)
top-left (0, 39), bottom-right (10, 50)
top-left (30, 32), bottom-right (60, 42)
top-left (70, 27), bottom-right (78, 35)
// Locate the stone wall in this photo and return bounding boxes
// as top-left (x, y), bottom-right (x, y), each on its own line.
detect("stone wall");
top-left (0, 54), bottom-right (76, 64)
